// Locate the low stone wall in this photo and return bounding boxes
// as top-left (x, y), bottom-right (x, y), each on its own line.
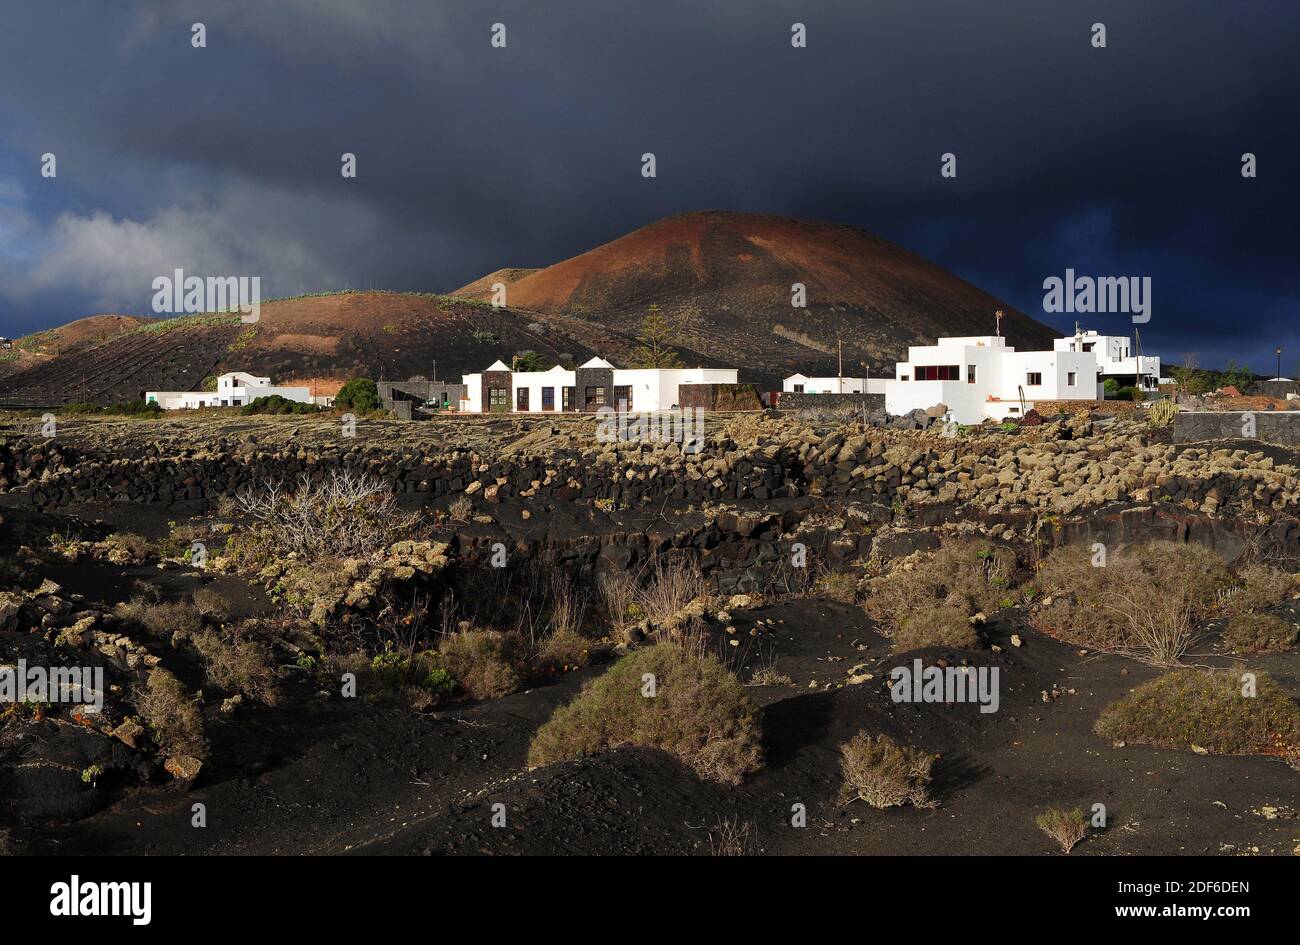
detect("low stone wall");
top-left (774, 392), bottom-right (884, 412)
top-left (678, 383), bottom-right (763, 411)
top-left (1174, 411), bottom-right (1300, 446)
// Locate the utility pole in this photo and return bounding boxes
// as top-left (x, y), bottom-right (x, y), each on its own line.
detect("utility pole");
top-left (1276, 346), bottom-right (1283, 382)
top-left (837, 339), bottom-right (843, 394)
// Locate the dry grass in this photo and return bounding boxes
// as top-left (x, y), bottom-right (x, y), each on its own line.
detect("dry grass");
top-left (1222, 612), bottom-right (1297, 653)
top-left (708, 816), bottom-right (754, 856)
top-left (838, 732), bottom-right (937, 809)
top-left (114, 597), bottom-right (204, 638)
top-left (1035, 806), bottom-right (1088, 854)
top-left (1032, 542), bottom-right (1233, 665)
top-left (135, 668), bottom-right (208, 760)
top-left (190, 586), bottom-right (230, 622)
top-left (527, 644), bottom-right (763, 785)
top-left (447, 494), bottom-right (473, 525)
top-left (537, 627), bottom-right (591, 670)
top-left (814, 568), bottom-right (859, 604)
top-left (598, 570), bottom-right (639, 642)
top-left (1094, 669), bottom-right (1300, 759)
top-left (636, 560), bottom-right (707, 628)
top-left (438, 629), bottom-right (526, 700)
top-left (191, 629), bottom-right (279, 705)
top-left (892, 605), bottom-right (980, 653)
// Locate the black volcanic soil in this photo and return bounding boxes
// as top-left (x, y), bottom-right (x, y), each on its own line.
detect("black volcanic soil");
top-left (14, 575), bottom-right (1298, 857)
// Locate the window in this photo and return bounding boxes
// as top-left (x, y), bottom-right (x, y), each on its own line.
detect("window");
top-left (1026, 372), bottom-right (1042, 386)
top-left (967, 365), bottom-right (976, 384)
top-left (1067, 371), bottom-right (1077, 386)
top-left (900, 374), bottom-right (909, 382)
top-left (562, 386), bottom-right (575, 411)
top-left (541, 387), bottom-right (555, 411)
top-left (488, 387), bottom-right (509, 411)
top-left (516, 387), bottom-right (530, 411)
top-left (585, 386), bottom-right (606, 409)
top-left (915, 365), bottom-right (960, 381)
top-left (613, 385), bottom-right (632, 410)
top-left (793, 383), bottom-right (804, 393)
top-left (1082, 343), bottom-right (1094, 352)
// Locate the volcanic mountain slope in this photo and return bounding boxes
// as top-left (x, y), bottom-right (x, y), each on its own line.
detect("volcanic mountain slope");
top-left (454, 210), bottom-right (1057, 388)
top-left (0, 315), bottom-right (154, 383)
top-left (0, 294), bottom-right (629, 407)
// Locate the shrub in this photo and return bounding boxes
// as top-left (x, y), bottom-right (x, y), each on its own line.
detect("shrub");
top-left (537, 627), bottom-right (591, 670)
top-left (865, 539), bottom-right (1018, 634)
top-left (335, 377), bottom-right (380, 412)
top-left (447, 494), bottom-right (473, 524)
top-left (598, 570), bottom-right (639, 642)
top-left (439, 629), bottom-right (525, 700)
top-left (815, 570), bottom-right (859, 604)
top-left (1032, 542), bottom-right (1233, 664)
top-left (1226, 564), bottom-right (1296, 615)
top-left (369, 649), bottom-right (456, 697)
top-left (636, 560), bottom-right (707, 628)
top-left (838, 732), bottom-right (937, 809)
top-left (527, 644), bottom-right (763, 785)
top-left (135, 668), bottom-right (208, 760)
top-left (892, 605), bottom-right (979, 653)
top-left (233, 469), bottom-right (420, 562)
top-left (114, 597), bottom-right (204, 638)
top-left (1222, 613), bottom-right (1297, 654)
top-left (241, 394), bottom-right (321, 415)
top-left (191, 629), bottom-right (279, 705)
top-left (1035, 806), bottom-right (1088, 854)
top-left (190, 587), bottom-right (230, 622)
top-left (1095, 669), bottom-right (1300, 758)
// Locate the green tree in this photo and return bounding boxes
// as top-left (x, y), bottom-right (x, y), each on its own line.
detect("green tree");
top-left (335, 377), bottom-right (380, 412)
top-left (629, 304), bottom-right (684, 368)
top-left (513, 350), bottom-right (551, 372)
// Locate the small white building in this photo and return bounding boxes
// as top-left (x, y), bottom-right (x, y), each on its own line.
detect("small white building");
top-left (460, 356), bottom-right (738, 413)
top-left (146, 372), bottom-right (327, 409)
top-left (885, 335), bottom-right (1098, 424)
top-left (782, 374), bottom-right (887, 395)
top-left (1053, 328), bottom-right (1160, 394)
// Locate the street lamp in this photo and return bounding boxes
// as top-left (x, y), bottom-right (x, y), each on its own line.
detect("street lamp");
top-left (1277, 346), bottom-right (1283, 382)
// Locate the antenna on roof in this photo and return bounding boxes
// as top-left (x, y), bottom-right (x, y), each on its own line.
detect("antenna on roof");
top-left (994, 310), bottom-right (1004, 337)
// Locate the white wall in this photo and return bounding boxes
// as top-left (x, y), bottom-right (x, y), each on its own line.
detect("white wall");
top-left (783, 376), bottom-right (869, 394)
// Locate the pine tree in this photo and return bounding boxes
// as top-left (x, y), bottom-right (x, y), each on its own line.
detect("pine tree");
top-left (629, 304), bottom-right (684, 368)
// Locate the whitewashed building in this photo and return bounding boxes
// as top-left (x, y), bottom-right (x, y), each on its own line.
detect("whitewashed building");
top-left (1053, 329), bottom-right (1160, 394)
top-left (782, 374), bottom-right (886, 395)
top-left (460, 356), bottom-right (737, 413)
top-left (146, 372), bottom-right (330, 410)
top-left (885, 335), bottom-right (1098, 424)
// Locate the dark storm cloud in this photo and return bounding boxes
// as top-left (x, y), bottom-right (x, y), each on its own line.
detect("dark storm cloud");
top-left (0, 0), bottom-right (1296, 371)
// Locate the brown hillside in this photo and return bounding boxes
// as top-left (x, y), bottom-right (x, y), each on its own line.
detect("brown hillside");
top-left (449, 267), bottom-right (541, 299)
top-left (457, 210), bottom-right (1056, 387)
top-left (0, 293), bottom-right (626, 408)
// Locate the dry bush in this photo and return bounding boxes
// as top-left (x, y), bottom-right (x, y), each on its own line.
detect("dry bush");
top-left (114, 597), bottom-right (204, 638)
top-left (1032, 542), bottom-right (1233, 665)
top-left (1094, 669), bottom-right (1300, 758)
top-left (527, 644), bottom-right (763, 785)
top-left (135, 668), bottom-right (208, 760)
top-left (234, 469), bottom-right (421, 561)
top-left (105, 532), bottom-right (158, 562)
top-left (636, 560), bottom-right (707, 627)
top-left (190, 586), bottom-right (230, 622)
top-left (439, 629), bottom-right (526, 700)
top-left (1222, 612), bottom-right (1297, 653)
top-left (537, 627), bottom-right (591, 670)
top-left (864, 539), bottom-right (1018, 634)
top-left (447, 494), bottom-right (473, 525)
top-left (1225, 564), bottom-right (1296, 615)
top-left (815, 568), bottom-right (860, 604)
top-left (191, 629), bottom-right (279, 705)
top-left (892, 605), bottom-right (980, 653)
top-left (838, 732), bottom-right (937, 809)
top-left (1035, 806), bottom-right (1088, 854)
top-left (708, 817), bottom-right (754, 856)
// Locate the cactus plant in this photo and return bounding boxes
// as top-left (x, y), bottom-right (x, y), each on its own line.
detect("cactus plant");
top-left (1148, 398), bottom-right (1178, 427)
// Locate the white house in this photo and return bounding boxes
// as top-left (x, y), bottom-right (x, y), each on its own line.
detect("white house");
top-left (146, 372), bottom-right (329, 409)
top-left (782, 374), bottom-right (886, 395)
top-left (460, 356), bottom-right (738, 413)
top-left (885, 335), bottom-right (1098, 424)
top-left (1053, 328), bottom-right (1160, 394)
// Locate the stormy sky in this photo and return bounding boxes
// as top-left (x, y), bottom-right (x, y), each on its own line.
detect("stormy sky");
top-left (1, 0), bottom-right (1296, 373)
